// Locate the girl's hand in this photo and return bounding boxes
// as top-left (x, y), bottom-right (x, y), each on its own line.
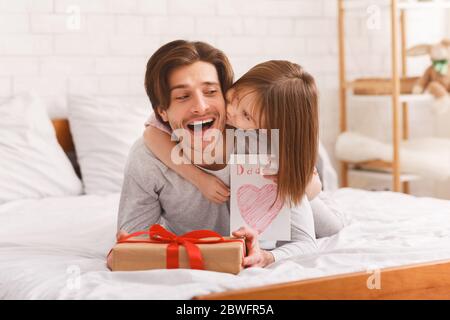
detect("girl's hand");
top-left (232, 226), bottom-right (274, 268)
top-left (195, 171), bottom-right (230, 204)
top-left (262, 165), bottom-right (278, 184)
top-left (306, 167), bottom-right (322, 200)
top-left (263, 174), bottom-right (278, 184)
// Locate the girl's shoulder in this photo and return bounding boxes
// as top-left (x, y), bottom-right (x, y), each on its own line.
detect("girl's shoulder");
top-left (144, 112), bottom-right (172, 135)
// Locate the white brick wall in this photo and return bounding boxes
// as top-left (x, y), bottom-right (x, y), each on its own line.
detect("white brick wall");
top-left (0, 0), bottom-right (449, 197)
top-left (0, 0), bottom-right (53, 13)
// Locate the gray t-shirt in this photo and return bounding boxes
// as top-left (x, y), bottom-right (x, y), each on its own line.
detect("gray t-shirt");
top-left (117, 137), bottom-right (324, 262)
top-left (117, 137), bottom-right (230, 236)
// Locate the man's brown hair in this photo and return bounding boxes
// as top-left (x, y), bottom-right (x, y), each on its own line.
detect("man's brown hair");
top-left (232, 60), bottom-right (319, 206)
top-left (144, 40), bottom-right (234, 123)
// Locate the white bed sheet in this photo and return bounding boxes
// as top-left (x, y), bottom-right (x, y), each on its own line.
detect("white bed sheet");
top-left (1, 188), bottom-right (450, 300)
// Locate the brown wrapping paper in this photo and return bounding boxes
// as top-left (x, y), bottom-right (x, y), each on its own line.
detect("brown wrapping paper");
top-left (110, 237), bottom-right (245, 275)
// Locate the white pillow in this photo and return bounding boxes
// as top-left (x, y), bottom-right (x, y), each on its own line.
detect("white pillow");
top-left (0, 94), bottom-right (83, 204)
top-left (68, 95), bottom-right (149, 195)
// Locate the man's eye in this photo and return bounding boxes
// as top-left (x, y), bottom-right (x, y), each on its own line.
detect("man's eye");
top-left (176, 95), bottom-right (188, 100)
top-left (206, 90), bottom-right (217, 95)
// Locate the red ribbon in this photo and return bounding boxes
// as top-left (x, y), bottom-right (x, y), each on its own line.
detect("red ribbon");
top-left (117, 224), bottom-right (243, 270)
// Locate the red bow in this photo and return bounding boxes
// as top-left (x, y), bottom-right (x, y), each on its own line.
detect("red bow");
top-left (117, 224), bottom-right (240, 270)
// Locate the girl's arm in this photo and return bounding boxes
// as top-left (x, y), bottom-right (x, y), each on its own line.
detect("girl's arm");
top-left (265, 166), bottom-right (346, 239)
top-left (310, 192), bottom-right (348, 238)
top-left (232, 196), bottom-right (318, 267)
top-left (143, 125), bottom-right (230, 204)
top-left (271, 195), bottom-right (318, 262)
top-left (264, 167), bottom-right (322, 200)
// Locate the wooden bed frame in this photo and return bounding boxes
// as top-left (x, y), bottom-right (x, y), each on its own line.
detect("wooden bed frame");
top-left (51, 118), bottom-right (450, 300)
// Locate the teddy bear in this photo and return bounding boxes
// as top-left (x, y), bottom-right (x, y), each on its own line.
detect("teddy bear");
top-left (407, 39), bottom-right (450, 114)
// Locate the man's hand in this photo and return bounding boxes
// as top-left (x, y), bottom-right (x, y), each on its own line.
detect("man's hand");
top-left (107, 230), bottom-right (130, 270)
top-left (232, 226), bottom-right (275, 268)
top-left (116, 230), bottom-right (129, 240)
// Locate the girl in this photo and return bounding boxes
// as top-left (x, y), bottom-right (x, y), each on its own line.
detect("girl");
top-left (143, 60), bottom-right (346, 266)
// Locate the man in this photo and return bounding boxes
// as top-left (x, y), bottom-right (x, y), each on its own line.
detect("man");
top-left (115, 40), bottom-right (316, 269)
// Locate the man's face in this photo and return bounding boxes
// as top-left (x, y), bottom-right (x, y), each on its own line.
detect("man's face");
top-left (158, 61), bottom-right (226, 152)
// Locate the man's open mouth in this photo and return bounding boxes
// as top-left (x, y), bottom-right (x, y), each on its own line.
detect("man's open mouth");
top-left (186, 118), bottom-right (216, 133)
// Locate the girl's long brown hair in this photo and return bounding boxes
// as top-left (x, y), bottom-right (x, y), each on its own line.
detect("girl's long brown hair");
top-left (232, 60), bottom-right (319, 206)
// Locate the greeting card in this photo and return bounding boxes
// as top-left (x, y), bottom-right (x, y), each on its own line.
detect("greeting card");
top-left (230, 155), bottom-right (291, 241)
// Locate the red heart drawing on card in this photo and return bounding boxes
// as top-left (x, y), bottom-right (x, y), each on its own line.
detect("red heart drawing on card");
top-left (237, 184), bottom-right (284, 234)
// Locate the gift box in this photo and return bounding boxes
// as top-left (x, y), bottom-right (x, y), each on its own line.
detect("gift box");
top-left (109, 224), bottom-right (245, 275)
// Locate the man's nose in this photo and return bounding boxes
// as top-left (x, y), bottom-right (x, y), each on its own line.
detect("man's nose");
top-left (191, 92), bottom-right (209, 114)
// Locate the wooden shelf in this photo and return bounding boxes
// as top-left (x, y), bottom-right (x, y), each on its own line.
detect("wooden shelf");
top-left (338, 0), bottom-right (426, 193)
top-left (348, 168), bottom-right (421, 182)
top-left (355, 159), bottom-right (393, 170)
top-left (348, 92), bottom-right (434, 103)
top-left (343, 0), bottom-right (450, 11)
top-left (344, 160), bottom-right (422, 182)
top-left (399, 1), bottom-right (450, 10)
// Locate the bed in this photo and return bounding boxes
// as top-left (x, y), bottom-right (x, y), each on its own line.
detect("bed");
top-left (1, 116), bottom-right (449, 300)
